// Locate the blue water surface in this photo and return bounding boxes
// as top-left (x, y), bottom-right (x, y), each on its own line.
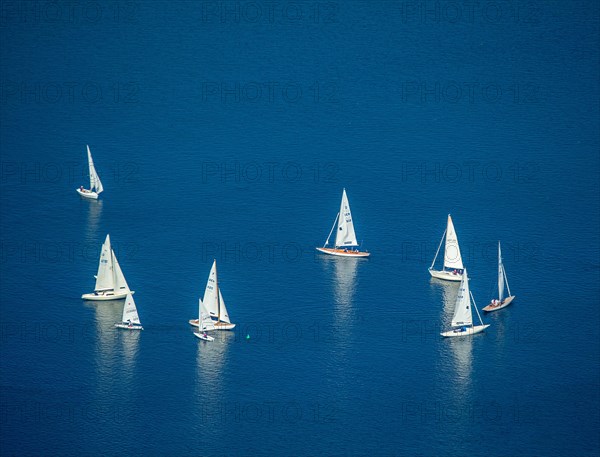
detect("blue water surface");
top-left (1, 1), bottom-right (599, 456)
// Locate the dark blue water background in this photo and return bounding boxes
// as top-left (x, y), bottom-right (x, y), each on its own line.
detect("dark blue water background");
top-left (1, 1), bottom-right (599, 456)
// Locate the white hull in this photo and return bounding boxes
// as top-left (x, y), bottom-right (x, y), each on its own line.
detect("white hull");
top-left (189, 319), bottom-right (235, 330)
top-left (441, 324), bottom-right (489, 338)
top-left (82, 290), bottom-right (134, 301)
top-left (429, 268), bottom-right (463, 282)
top-left (483, 296), bottom-right (515, 312)
top-left (76, 188), bottom-right (99, 199)
top-left (194, 332), bottom-right (215, 341)
top-left (115, 323), bottom-right (143, 330)
top-left (315, 247), bottom-right (370, 257)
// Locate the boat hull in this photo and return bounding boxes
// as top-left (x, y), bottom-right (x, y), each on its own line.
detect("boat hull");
top-left (441, 324), bottom-right (490, 337)
top-left (429, 268), bottom-right (463, 282)
top-left (82, 290), bottom-right (134, 301)
top-left (315, 247), bottom-right (370, 257)
top-left (76, 188), bottom-right (99, 199)
top-left (115, 323), bottom-right (143, 330)
top-left (483, 296), bottom-right (515, 312)
top-left (189, 319), bottom-right (235, 330)
top-left (194, 332), bottom-right (215, 341)
top-left (214, 321), bottom-right (236, 330)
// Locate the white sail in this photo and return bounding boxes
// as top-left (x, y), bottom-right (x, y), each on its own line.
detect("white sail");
top-left (498, 242), bottom-right (505, 301)
top-left (122, 293), bottom-right (141, 325)
top-left (218, 289), bottom-right (231, 323)
top-left (202, 260), bottom-right (219, 318)
top-left (199, 299), bottom-right (215, 331)
top-left (94, 234), bottom-right (114, 291)
top-left (87, 145), bottom-right (103, 194)
top-left (451, 269), bottom-right (473, 327)
top-left (504, 260), bottom-right (512, 297)
top-left (112, 250), bottom-right (130, 293)
top-left (335, 189), bottom-right (358, 248)
top-left (443, 215), bottom-right (463, 270)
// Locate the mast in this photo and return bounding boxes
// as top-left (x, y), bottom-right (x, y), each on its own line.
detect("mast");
top-left (498, 242), bottom-right (504, 301)
top-left (87, 145), bottom-right (93, 190)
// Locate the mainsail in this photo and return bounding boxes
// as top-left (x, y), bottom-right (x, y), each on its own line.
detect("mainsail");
top-left (122, 293), bottom-right (141, 325)
top-left (203, 260), bottom-right (219, 318)
top-left (87, 145), bottom-right (104, 194)
top-left (199, 299), bottom-right (216, 331)
top-left (335, 189), bottom-right (358, 248)
top-left (451, 269), bottom-right (473, 327)
top-left (93, 234), bottom-right (130, 294)
top-left (95, 235), bottom-right (114, 291)
top-left (443, 215), bottom-right (463, 270)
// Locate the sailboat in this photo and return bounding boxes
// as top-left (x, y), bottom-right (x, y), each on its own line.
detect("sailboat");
top-left (76, 145), bottom-right (104, 199)
top-left (82, 234), bottom-right (134, 301)
top-left (441, 268), bottom-right (490, 337)
top-left (483, 242), bottom-right (516, 312)
top-left (193, 299), bottom-right (215, 341)
top-left (114, 293), bottom-right (143, 330)
top-left (315, 189), bottom-right (370, 257)
top-left (429, 214), bottom-right (464, 281)
top-left (189, 260), bottom-right (235, 330)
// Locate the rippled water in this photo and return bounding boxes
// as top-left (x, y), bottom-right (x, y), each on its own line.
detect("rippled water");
top-left (1, 1), bottom-right (599, 456)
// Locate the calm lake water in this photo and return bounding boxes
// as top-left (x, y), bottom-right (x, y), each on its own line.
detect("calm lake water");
top-left (1, 1), bottom-right (599, 456)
